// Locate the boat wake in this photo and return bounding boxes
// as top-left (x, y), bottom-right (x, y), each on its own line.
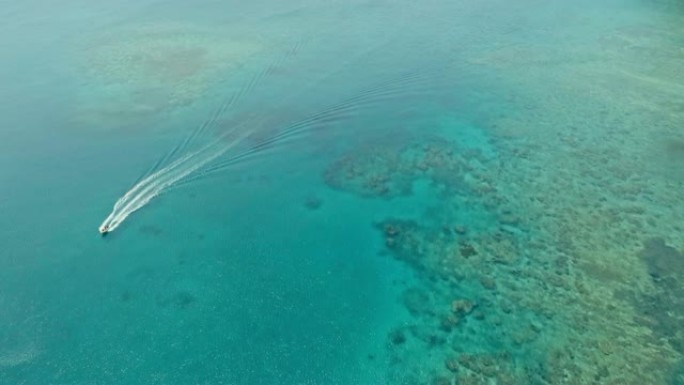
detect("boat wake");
top-left (98, 41), bottom-right (447, 235)
top-left (98, 127), bottom-right (252, 234)
top-left (97, 41), bottom-right (303, 235)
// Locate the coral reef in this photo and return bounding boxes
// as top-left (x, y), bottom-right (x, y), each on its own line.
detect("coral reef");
top-left (325, 111), bottom-right (682, 383)
top-left (304, 195), bottom-right (323, 210)
top-left (636, 239), bottom-right (684, 355)
top-left (73, 22), bottom-right (266, 128)
top-left (324, 137), bottom-right (479, 199)
top-left (320, 16), bottom-right (684, 375)
top-left (374, 211), bottom-right (677, 384)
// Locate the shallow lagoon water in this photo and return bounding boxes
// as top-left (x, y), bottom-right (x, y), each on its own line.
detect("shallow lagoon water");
top-left (1, 0), bottom-right (684, 384)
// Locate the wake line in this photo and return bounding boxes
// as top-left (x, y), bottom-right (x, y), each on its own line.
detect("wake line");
top-left (98, 43), bottom-right (446, 234)
top-left (98, 128), bottom-right (252, 234)
top-left (180, 69), bottom-right (447, 184)
top-left (97, 38), bottom-right (308, 235)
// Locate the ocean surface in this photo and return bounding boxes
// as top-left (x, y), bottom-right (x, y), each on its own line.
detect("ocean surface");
top-left (1, 0), bottom-right (683, 384)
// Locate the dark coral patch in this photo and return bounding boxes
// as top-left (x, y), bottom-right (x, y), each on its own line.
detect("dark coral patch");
top-left (664, 138), bottom-right (684, 160)
top-left (120, 290), bottom-right (133, 302)
top-left (304, 195), bottom-right (323, 210)
top-left (636, 238), bottom-right (684, 354)
top-left (323, 137), bottom-right (478, 199)
top-left (139, 224), bottom-right (163, 237)
top-left (156, 291), bottom-right (197, 309)
top-left (388, 329), bottom-right (407, 345)
top-left (640, 238), bottom-right (684, 281)
top-left (459, 242), bottom-right (477, 258)
top-left (402, 287), bottom-right (433, 316)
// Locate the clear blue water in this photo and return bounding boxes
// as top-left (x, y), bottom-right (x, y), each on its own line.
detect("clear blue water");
top-left (2, 0), bottom-right (684, 384)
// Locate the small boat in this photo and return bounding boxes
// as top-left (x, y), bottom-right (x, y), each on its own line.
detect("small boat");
top-left (99, 225), bottom-right (110, 235)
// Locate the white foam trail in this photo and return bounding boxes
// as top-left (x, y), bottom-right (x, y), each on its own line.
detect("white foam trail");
top-left (99, 128), bottom-right (252, 234)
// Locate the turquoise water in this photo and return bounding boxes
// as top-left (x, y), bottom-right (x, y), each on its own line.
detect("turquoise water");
top-left (2, 0), bottom-right (684, 384)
